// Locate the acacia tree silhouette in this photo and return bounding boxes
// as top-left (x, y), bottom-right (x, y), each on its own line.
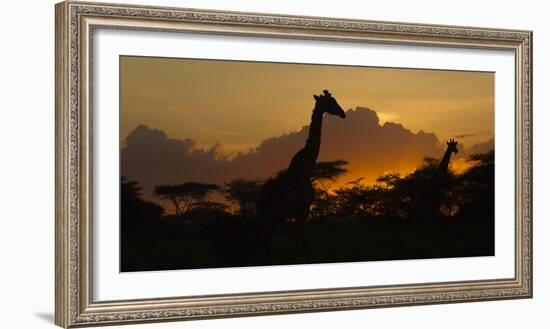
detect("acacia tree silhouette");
top-left (311, 160), bottom-right (349, 183)
top-left (310, 160), bottom-right (349, 219)
top-left (454, 150), bottom-right (495, 222)
top-left (225, 178), bottom-right (263, 217)
top-left (154, 182), bottom-right (220, 215)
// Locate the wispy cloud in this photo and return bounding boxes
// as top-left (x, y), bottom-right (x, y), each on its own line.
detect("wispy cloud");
top-left (454, 133), bottom-right (477, 138)
top-left (453, 131), bottom-right (492, 139)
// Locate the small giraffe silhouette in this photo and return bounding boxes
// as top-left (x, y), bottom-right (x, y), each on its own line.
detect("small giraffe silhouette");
top-left (437, 139), bottom-right (458, 175)
top-left (414, 139), bottom-right (459, 222)
top-left (255, 90), bottom-right (346, 260)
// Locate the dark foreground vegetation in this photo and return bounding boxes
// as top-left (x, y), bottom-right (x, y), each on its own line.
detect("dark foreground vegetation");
top-left (121, 151), bottom-right (494, 272)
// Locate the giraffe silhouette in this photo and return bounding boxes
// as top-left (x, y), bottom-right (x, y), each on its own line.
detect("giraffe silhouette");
top-left (413, 139), bottom-right (459, 222)
top-left (255, 90), bottom-right (346, 260)
top-left (433, 139), bottom-right (459, 216)
top-left (437, 139), bottom-right (459, 176)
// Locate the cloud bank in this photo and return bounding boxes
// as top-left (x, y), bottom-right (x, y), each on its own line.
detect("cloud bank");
top-left (121, 107), bottom-right (490, 198)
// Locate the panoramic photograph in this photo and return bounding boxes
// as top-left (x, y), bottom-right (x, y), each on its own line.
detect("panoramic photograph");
top-left (119, 56), bottom-right (495, 272)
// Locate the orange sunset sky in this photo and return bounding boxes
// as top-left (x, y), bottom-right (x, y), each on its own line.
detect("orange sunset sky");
top-left (120, 56), bottom-right (494, 194)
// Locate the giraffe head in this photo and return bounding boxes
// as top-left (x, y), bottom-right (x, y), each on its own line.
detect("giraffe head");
top-left (446, 139), bottom-right (459, 154)
top-left (313, 90), bottom-right (346, 118)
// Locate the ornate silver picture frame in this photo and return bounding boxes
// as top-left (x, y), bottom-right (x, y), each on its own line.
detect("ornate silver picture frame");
top-left (55, 1), bottom-right (532, 327)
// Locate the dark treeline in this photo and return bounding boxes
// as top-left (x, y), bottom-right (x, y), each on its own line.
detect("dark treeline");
top-left (121, 150), bottom-right (494, 272)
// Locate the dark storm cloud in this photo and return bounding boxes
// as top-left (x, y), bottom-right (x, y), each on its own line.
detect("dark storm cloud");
top-left (121, 125), bottom-right (230, 193)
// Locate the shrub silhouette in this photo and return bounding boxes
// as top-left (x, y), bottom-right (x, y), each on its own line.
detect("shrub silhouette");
top-left (121, 177), bottom-right (164, 229)
top-left (121, 150), bottom-right (495, 271)
top-left (120, 177), bottom-right (164, 271)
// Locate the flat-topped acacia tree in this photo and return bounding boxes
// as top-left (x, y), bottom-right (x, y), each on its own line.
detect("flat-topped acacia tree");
top-left (154, 182), bottom-right (220, 215)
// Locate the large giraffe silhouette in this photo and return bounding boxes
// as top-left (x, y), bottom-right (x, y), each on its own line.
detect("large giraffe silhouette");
top-left (255, 90), bottom-right (346, 260)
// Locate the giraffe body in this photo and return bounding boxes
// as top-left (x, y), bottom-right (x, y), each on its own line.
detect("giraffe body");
top-left (255, 90), bottom-right (346, 260)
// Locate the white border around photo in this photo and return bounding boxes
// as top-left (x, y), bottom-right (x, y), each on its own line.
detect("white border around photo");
top-left (93, 28), bottom-right (515, 301)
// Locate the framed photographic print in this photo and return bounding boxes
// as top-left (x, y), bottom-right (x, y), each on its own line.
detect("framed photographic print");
top-left (55, 1), bottom-right (532, 327)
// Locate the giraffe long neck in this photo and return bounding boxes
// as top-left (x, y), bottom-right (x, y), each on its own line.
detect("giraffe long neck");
top-left (438, 148), bottom-right (454, 173)
top-left (286, 108), bottom-right (324, 176)
top-left (304, 108), bottom-right (324, 159)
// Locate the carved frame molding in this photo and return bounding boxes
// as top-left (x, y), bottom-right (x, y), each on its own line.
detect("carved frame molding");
top-left (55, 1), bottom-right (532, 327)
